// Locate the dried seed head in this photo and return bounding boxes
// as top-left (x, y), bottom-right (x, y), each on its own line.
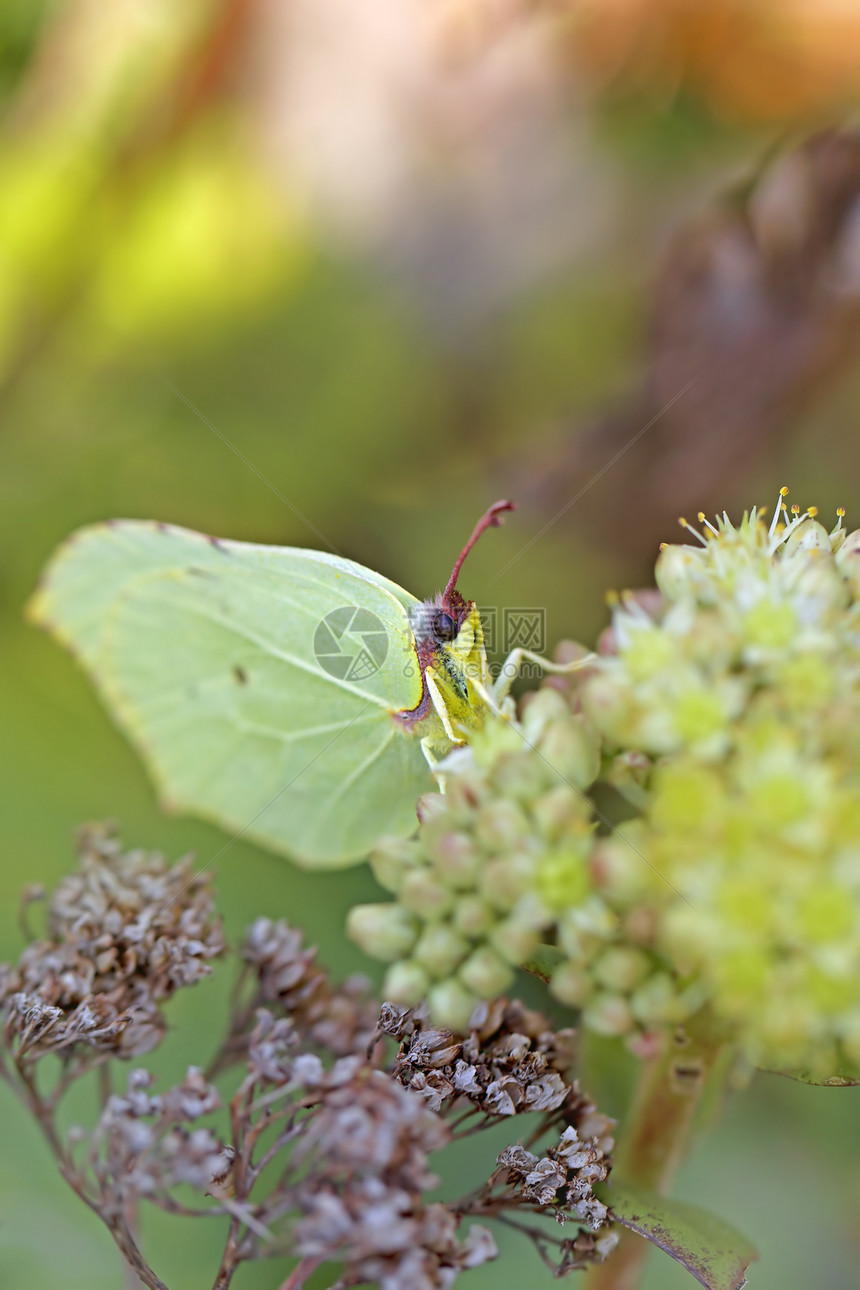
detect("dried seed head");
top-left (1, 826), bottom-right (224, 1059)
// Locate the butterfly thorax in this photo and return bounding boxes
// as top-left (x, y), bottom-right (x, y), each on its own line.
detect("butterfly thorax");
top-left (396, 590), bottom-right (489, 743)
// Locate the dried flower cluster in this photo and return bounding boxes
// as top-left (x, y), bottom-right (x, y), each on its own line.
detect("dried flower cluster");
top-left (292, 1059), bottom-right (496, 1289)
top-left (1, 824), bottom-right (224, 1060)
top-left (350, 494), bottom-right (860, 1080)
top-left (388, 996), bottom-right (578, 1118)
top-left (245, 916), bottom-right (379, 1052)
top-left (0, 828), bottom-right (616, 1290)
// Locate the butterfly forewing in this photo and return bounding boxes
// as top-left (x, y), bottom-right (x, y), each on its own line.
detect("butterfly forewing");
top-left (29, 521), bottom-right (432, 867)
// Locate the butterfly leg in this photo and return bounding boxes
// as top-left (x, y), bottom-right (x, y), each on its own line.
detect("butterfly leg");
top-left (425, 666), bottom-right (466, 745)
top-left (491, 649), bottom-right (595, 705)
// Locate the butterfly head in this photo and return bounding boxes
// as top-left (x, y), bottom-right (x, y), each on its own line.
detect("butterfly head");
top-left (400, 500), bottom-right (515, 737)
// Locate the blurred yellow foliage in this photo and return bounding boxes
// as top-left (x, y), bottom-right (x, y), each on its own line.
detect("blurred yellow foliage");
top-left (0, 0), bottom-right (305, 377)
top-left (82, 127), bottom-right (302, 354)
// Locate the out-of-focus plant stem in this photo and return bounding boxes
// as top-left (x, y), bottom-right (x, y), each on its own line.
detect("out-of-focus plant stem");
top-left (586, 1019), bottom-right (728, 1290)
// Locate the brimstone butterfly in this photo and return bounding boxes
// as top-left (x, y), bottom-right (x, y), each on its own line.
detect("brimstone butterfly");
top-left (28, 501), bottom-right (556, 868)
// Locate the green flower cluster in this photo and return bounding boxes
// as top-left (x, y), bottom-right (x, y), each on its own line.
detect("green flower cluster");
top-left (349, 492), bottom-right (860, 1078)
top-left (348, 689), bottom-right (603, 1032)
top-left (583, 495), bottom-right (860, 1075)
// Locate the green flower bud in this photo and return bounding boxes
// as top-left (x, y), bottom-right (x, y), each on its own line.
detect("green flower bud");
top-left (783, 518), bottom-right (832, 555)
top-left (530, 784), bottom-right (586, 842)
top-left (520, 687), bottom-right (571, 743)
top-left (581, 672), bottom-right (636, 746)
top-left (347, 903), bottom-right (417, 962)
top-left (550, 962), bottom-right (591, 1007)
top-left (630, 973), bottom-right (688, 1025)
top-left (428, 978), bottom-right (479, 1033)
top-left (835, 527), bottom-right (860, 563)
top-left (537, 715), bottom-right (601, 789)
top-left (593, 947), bottom-right (652, 992)
top-left (413, 923), bottom-right (471, 978)
top-left (370, 837), bottom-right (423, 893)
top-left (654, 543), bottom-right (704, 600)
top-left (491, 750), bottom-right (553, 805)
top-left (399, 870), bottom-right (455, 920)
top-left (480, 854), bottom-right (534, 912)
top-left (446, 773), bottom-right (488, 816)
top-left (459, 946), bottom-right (515, 998)
top-left (416, 792), bottom-right (447, 823)
top-left (777, 654), bottom-right (834, 709)
top-left (383, 960), bottom-right (431, 1006)
top-left (742, 599), bottom-right (796, 652)
top-left (474, 799), bottom-right (530, 851)
top-left (590, 835), bottom-right (655, 905)
top-left (670, 682), bottom-right (736, 748)
top-left (835, 528), bottom-right (860, 593)
top-left (535, 847), bottom-right (591, 912)
top-left (583, 991), bottom-right (635, 1036)
top-left (452, 894), bottom-right (496, 937)
top-left (489, 918), bottom-right (540, 965)
top-left (796, 885), bottom-right (855, 943)
top-left (622, 624), bottom-right (677, 681)
top-left (471, 719), bottom-right (523, 768)
top-left (426, 829), bottom-right (482, 889)
top-left (651, 763), bottom-right (723, 833)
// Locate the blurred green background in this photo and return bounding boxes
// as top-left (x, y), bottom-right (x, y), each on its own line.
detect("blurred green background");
top-left (3, 2), bottom-right (860, 1288)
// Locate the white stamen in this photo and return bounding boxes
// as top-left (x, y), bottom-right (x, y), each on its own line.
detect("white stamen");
top-left (679, 517), bottom-right (708, 547)
top-left (768, 487), bottom-right (790, 539)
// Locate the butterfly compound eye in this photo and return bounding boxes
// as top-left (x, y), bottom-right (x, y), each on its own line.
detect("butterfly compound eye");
top-left (433, 611), bottom-right (457, 642)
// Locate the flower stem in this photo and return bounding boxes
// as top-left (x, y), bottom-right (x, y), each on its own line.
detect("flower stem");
top-left (279, 1256), bottom-right (323, 1289)
top-left (586, 1022), bottom-right (727, 1290)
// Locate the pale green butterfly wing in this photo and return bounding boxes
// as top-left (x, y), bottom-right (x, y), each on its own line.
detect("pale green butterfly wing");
top-left (28, 521), bottom-right (433, 867)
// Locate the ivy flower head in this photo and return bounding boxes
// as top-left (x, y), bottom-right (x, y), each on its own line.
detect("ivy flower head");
top-left (585, 491), bottom-right (860, 1076)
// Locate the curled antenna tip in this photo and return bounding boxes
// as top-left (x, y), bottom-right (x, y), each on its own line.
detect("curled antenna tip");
top-left (443, 500), bottom-right (516, 598)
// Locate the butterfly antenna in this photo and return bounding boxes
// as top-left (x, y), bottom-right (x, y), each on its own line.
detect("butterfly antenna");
top-left (443, 500), bottom-right (515, 598)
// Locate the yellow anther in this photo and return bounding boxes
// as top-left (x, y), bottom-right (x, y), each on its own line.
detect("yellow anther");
top-left (780, 486), bottom-right (790, 497)
top-left (807, 506), bottom-right (818, 517)
top-left (838, 507), bottom-right (846, 517)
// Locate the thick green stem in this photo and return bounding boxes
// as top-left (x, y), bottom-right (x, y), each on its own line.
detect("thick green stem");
top-left (586, 1024), bottom-right (726, 1290)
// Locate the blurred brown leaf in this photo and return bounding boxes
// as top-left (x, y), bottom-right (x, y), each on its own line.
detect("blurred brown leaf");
top-left (518, 129), bottom-right (860, 561)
